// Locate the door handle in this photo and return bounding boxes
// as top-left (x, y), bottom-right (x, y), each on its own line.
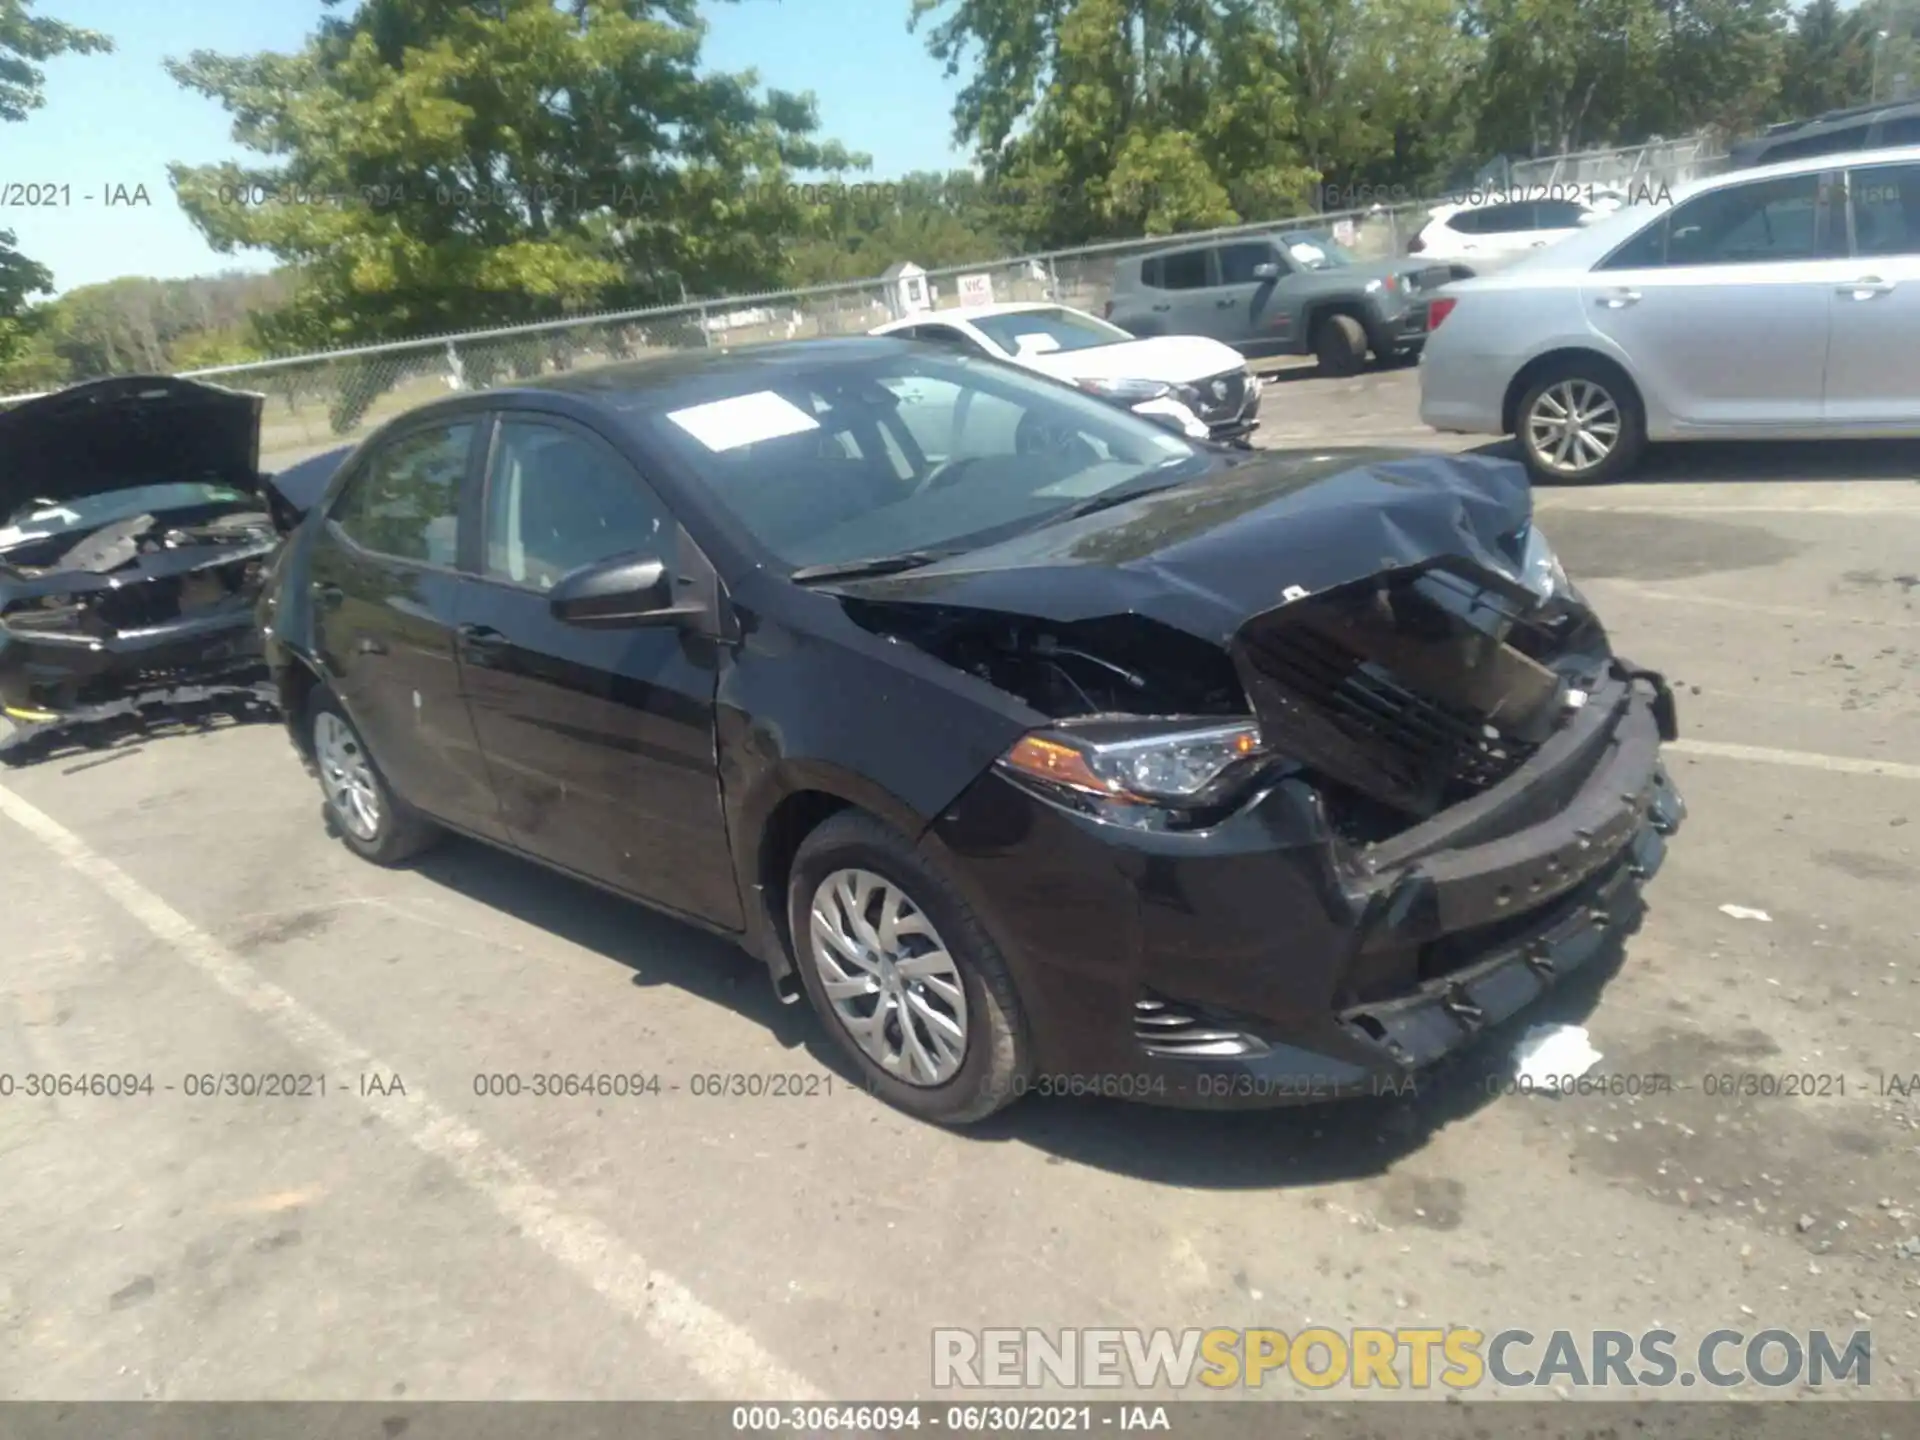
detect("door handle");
top-left (1216, 298), bottom-right (1238, 307)
top-left (1837, 277), bottom-right (1895, 299)
top-left (455, 623), bottom-right (508, 665)
top-left (1594, 289), bottom-right (1642, 308)
top-left (312, 581), bottom-right (345, 610)
top-left (1151, 303), bottom-right (1172, 312)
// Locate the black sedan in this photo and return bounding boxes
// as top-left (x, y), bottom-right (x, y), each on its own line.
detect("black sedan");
top-left (259, 338), bottom-right (1685, 1125)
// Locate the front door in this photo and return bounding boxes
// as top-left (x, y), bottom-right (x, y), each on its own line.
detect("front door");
top-left (1582, 170), bottom-right (1842, 430)
top-left (454, 414), bottom-right (741, 927)
top-left (307, 415), bottom-right (507, 840)
top-left (1204, 240), bottom-right (1294, 349)
top-left (1826, 160), bottom-right (1920, 428)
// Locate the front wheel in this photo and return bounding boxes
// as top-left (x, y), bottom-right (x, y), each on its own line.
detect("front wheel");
top-left (1516, 362), bottom-right (1646, 484)
top-left (788, 811), bottom-right (1030, 1125)
top-left (1312, 313), bottom-right (1369, 377)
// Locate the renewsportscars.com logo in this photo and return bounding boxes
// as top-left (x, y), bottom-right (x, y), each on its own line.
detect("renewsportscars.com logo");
top-left (932, 1327), bottom-right (1873, 1392)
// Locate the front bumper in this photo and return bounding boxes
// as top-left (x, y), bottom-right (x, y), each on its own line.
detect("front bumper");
top-left (927, 666), bottom-right (1683, 1107)
top-left (0, 600), bottom-right (268, 751)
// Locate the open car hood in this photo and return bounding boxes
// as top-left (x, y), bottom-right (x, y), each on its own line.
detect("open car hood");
top-left (828, 448), bottom-right (1539, 641)
top-left (0, 375), bottom-right (265, 518)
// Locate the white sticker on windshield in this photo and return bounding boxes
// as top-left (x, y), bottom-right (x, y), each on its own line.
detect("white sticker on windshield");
top-left (1013, 332), bottom-right (1062, 354)
top-left (666, 391), bottom-right (820, 451)
top-left (1288, 241), bottom-right (1328, 265)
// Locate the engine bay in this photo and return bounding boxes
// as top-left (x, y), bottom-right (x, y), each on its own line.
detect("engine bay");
top-left (839, 600), bottom-right (1251, 721)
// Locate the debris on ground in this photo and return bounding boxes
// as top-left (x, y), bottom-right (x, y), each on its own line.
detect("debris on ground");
top-left (1718, 904), bottom-right (1773, 923)
top-left (1512, 1024), bottom-right (1603, 1093)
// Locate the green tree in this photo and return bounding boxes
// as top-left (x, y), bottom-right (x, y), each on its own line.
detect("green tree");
top-left (1779, 0), bottom-right (1876, 115)
top-left (785, 170), bottom-right (1009, 284)
top-left (0, 1), bottom-right (113, 373)
top-left (914, 0), bottom-right (1316, 247)
top-left (166, 0), bottom-right (863, 353)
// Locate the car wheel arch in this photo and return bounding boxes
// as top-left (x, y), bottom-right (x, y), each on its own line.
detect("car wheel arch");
top-left (1501, 347), bottom-right (1645, 435)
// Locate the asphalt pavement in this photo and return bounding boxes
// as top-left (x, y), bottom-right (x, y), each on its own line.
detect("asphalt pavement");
top-left (2, 366), bottom-right (1917, 1407)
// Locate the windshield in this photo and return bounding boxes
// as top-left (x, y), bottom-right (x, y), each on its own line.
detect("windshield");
top-left (968, 307), bottom-right (1134, 357)
top-left (639, 350), bottom-right (1207, 570)
top-left (1276, 233), bottom-right (1358, 270)
top-left (0, 482), bottom-right (253, 537)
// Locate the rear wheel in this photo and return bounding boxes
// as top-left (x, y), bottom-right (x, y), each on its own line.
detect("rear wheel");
top-left (787, 811), bottom-right (1029, 1125)
top-left (1312, 312), bottom-right (1369, 377)
top-left (308, 689), bottom-right (440, 864)
top-left (1516, 360), bottom-right (1646, 485)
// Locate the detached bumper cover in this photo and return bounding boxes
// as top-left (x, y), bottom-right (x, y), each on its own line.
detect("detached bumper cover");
top-left (930, 666), bottom-right (1683, 1107)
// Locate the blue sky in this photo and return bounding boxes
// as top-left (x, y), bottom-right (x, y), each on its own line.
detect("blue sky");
top-left (5, 0), bottom-right (968, 295)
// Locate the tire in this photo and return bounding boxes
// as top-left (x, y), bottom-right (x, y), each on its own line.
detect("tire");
top-left (787, 811), bottom-right (1030, 1125)
top-left (1515, 359), bottom-right (1646, 485)
top-left (1312, 312), bottom-right (1369, 377)
top-left (306, 687), bottom-right (440, 865)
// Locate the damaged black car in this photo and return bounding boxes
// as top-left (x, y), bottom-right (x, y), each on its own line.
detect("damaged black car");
top-left (259, 339), bottom-right (1685, 1125)
top-left (0, 375), bottom-right (291, 760)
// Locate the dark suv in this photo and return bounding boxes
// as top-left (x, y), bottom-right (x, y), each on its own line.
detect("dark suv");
top-left (1106, 231), bottom-right (1453, 376)
top-left (1729, 99), bottom-right (1920, 169)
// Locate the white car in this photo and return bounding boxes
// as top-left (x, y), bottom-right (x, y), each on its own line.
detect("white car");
top-left (870, 302), bottom-right (1261, 446)
top-left (1419, 145), bottom-right (1920, 484)
top-left (1409, 194), bottom-right (1613, 274)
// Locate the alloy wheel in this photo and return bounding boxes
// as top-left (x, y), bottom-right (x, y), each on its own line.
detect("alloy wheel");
top-left (1525, 378), bottom-right (1621, 476)
top-left (314, 711), bottom-right (382, 841)
top-left (808, 867), bottom-right (969, 1086)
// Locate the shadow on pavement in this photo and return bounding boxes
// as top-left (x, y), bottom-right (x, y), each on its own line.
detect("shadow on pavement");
top-left (408, 828), bottom-right (1644, 1190)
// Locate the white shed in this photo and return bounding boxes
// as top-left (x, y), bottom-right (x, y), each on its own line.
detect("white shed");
top-left (882, 261), bottom-right (932, 321)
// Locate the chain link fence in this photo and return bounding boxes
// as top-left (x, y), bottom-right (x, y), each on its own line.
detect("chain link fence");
top-left (0, 133), bottom-right (1718, 470)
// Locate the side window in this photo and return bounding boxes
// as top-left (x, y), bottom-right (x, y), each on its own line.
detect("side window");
top-left (1877, 115), bottom-right (1920, 146)
top-left (914, 325), bottom-right (979, 353)
top-left (330, 419), bottom-right (474, 565)
top-left (1218, 241), bottom-right (1276, 284)
top-left (1665, 173), bottom-right (1825, 266)
top-left (1850, 162), bottom-right (1920, 258)
top-left (1475, 202), bottom-right (1537, 234)
top-left (1598, 213), bottom-right (1669, 270)
top-left (1140, 256), bottom-right (1164, 288)
top-left (482, 420), bottom-right (667, 591)
top-left (1763, 125), bottom-right (1869, 164)
top-left (1445, 208), bottom-right (1485, 235)
top-left (1157, 249), bottom-right (1209, 289)
top-left (1535, 199), bottom-right (1588, 228)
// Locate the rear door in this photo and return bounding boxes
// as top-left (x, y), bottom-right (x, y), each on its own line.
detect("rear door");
top-left (453, 412), bottom-right (740, 924)
top-left (1825, 159), bottom-right (1920, 428)
top-left (1582, 170), bottom-right (1845, 430)
top-left (1132, 248), bottom-right (1212, 336)
top-left (305, 414), bottom-right (507, 839)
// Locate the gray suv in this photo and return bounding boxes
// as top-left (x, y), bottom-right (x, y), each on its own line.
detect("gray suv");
top-left (1106, 230), bottom-right (1454, 376)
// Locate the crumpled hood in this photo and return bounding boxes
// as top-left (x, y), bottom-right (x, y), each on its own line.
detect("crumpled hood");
top-left (829, 448), bottom-right (1538, 645)
top-left (0, 375), bottom-right (265, 518)
top-left (1018, 334), bottom-right (1247, 386)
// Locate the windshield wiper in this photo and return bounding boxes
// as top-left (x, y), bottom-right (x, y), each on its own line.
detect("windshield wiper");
top-left (1041, 476), bottom-right (1194, 528)
top-left (789, 550), bottom-right (950, 583)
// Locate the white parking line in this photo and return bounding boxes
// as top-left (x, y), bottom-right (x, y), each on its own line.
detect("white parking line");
top-left (0, 780), bottom-right (824, 1402)
top-left (1668, 739), bottom-right (1920, 781)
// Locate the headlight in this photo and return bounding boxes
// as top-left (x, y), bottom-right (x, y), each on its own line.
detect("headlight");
top-left (1075, 377), bottom-right (1174, 403)
top-left (997, 721), bottom-right (1265, 809)
top-left (1519, 524), bottom-right (1573, 601)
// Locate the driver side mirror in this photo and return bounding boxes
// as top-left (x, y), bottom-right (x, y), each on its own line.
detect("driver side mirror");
top-left (548, 553), bottom-right (701, 629)
top-left (1252, 262), bottom-right (1280, 280)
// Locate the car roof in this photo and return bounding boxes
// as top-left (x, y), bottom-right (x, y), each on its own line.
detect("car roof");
top-left (1480, 142), bottom-right (1920, 276)
top-left (873, 301), bottom-right (1075, 331)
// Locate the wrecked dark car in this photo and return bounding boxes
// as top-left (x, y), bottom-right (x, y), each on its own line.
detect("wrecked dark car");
top-left (0, 375), bottom-right (297, 760)
top-left (259, 339), bottom-right (1685, 1125)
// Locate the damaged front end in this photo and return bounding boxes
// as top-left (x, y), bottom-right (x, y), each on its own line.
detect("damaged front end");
top-left (867, 479), bottom-right (1684, 1100)
top-left (0, 377), bottom-right (281, 760)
